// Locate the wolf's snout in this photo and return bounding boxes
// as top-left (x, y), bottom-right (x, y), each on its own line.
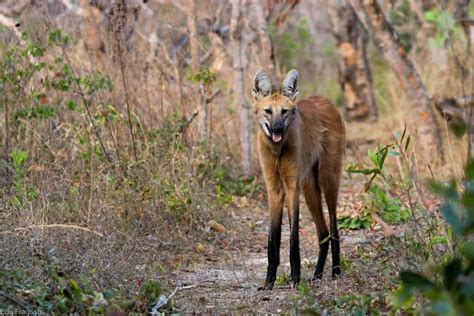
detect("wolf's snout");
top-left (270, 122), bottom-right (285, 143)
top-left (271, 123), bottom-right (284, 134)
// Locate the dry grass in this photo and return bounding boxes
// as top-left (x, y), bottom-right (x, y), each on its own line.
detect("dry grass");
top-left (0, 0), bottom-right (472, 313)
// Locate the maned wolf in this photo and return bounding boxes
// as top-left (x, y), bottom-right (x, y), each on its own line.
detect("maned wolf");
top-left (252, 69), bottom-right (345, 289)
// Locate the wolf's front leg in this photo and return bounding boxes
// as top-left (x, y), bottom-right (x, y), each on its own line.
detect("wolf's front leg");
top-left (283, 175), bottom-right (301, 288)
top-left (264, 185), bottom-right (284, 290)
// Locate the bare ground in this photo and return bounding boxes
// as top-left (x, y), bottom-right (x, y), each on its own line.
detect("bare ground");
top-left (165, 176), bottom-right (401, 314)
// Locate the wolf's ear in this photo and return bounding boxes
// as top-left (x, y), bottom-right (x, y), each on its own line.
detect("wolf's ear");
top-left (252, 69), bottom-right (272, 100)
top-left (281, 69), bottom-right (299, 101)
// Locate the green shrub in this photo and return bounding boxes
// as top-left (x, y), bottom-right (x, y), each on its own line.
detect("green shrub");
top-left (392, 162), bottom-right (474, 315)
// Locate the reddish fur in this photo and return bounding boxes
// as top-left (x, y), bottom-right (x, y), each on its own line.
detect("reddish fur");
top-left (256, 93), bottom-right (345, 289)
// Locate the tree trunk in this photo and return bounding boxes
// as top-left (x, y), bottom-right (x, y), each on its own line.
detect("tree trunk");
top-left (231, 0), bottom-right (252, 177)
top-left (348, 0), bottom-right (443, 160)
top-left (187, 0), bottom-right (207, 140)
top-left (253, 0), bottom-right (275, 77)
top-left (328, 0), bottom-right (377, 121)
top-left (187, 0), bottom-right (200, 73)
top-left (454, 0), bottom-right (474, 56)
top-left (79, 0), bottom-right (105, 68)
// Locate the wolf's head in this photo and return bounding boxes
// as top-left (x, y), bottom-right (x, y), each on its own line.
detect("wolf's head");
top-left (252, 69), bottom-right (299, 143)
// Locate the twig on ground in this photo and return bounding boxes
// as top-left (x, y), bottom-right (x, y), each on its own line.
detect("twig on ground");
top-left (180, 282), bottom-right (204, 290)
top-left (150, 284), bottom-right (179, 315)
top-left (371, 211), bottom-right (398, 237)
top-left (0, 291), bottom-right (32, 311)
top-left (0, 224), bottom-right (104, 237)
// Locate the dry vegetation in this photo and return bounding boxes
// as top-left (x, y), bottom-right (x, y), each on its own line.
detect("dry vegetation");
top-left (1, 0), bottom-right (474, 314)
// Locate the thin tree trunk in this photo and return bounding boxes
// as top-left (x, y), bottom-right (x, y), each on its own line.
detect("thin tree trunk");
top-left (3, 92), bottom-right (9, 161)
top-left (187, 0), bottom-right (199, 73)
top-left (253, 0), bottom-right (275, 77)
top-left (328, 0), bottom-right (377, 121)
top-left (187, 0), bottom-right (207, 140)
top-left (454, 0), bottom-right (474, 56)
top-left (231, 0), bottom-right (251, 177)
top-left (198, 84), bottom-right (209, 140)
top-left (79, 0), bottom-right (105, 67)
top-left (348, 0), bottom-right (443, 160)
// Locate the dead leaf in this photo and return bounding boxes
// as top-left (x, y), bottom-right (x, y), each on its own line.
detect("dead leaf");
top-left (419, 110), bottom-right (429, 120)
top-left (28, 164), bottom-right (44, 172)
top-left (39, 95), bottom-right (48, 105)
top-left (195, 243), bottom-right (205, 253)
top-left (371, 211), bottom-right (400, 237)
top-left (208, 220), bottom-right (225, 233)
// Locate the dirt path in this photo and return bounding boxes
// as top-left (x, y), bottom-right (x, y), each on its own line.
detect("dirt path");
top-left (167, 176), bottom-right (394, 314)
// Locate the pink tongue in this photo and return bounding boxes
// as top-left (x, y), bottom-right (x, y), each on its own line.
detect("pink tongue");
top-left (272, 133), bottom-right (282, 143)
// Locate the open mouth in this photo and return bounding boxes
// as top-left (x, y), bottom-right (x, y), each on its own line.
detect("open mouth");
top-left (271, 133), bottom-right (282, 143)
top-left (264, 123), bottom-right (284, 143)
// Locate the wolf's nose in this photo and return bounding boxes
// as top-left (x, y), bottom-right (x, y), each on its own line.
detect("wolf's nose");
top-left (271, 125), bottom-right (284, 134)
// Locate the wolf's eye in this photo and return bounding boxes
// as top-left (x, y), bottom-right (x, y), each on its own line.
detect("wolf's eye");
top-left (264, 108), bottom-right (272, 115)
top-left (281, 109), bottom-right (289, 115)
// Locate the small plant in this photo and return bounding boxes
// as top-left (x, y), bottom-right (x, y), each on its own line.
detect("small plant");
top-left (346, 129), bottom-right (414, 230)
top-left (0, 263), bottom-right (171, 313)
top-left (212, 165), bottom-right (262, 205)
top-left (188, 68), bottom-right (216, 86)
top-left (368, 184), bottom-right (411, 224)
top-left (424, 8), bottom-right (463, 48)
top-left (8, 149), bottom-right (38, 208)
top-left (275, 273), bottom-right (290, 286)
top-left (391, 161), bottom-right (474, 315)
top-left (140, 279), bottom-right (162, 309)
top-left (338, 213), bottom-right (371, 230)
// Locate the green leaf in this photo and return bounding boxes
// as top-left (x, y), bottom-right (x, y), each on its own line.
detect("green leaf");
top-left (461, 273), bottom-right (474, 299)
top-left (11, 149), bottom-right (28, 167)
top-left (378, 145), bottom-right (389, 168)
top-left (429, 180), bottom-right (445, 194)
top-left (69, 278), bottom-right (82, 298)
top-left (400, 271), bottom-right (436, 291)
top-left (424, 8), bottom-right (441, 23)
top-left (346, 162), bottom-right (380, 175)
top-left (368, 149), bottom-right (378, 167)
top-left (400, 126), bottom-right (407, 144)
top-left (320, 235), bottom-right (331, 244)
top-left (66, 100), bottom-right (76, 111)
top-left (459, 242), bottom-right (474, 262)
top-left (429, 301), bottom-right (452, 315)
top-left (391, 284), bottom-right (415, 308)
top-left (442, 202), bottom-right (462, 236)
top-left (443, 259), bottom-right (461, 291)
top-left (430, 235), bottom-right (448, 245)
top-left (466, 161), bottom-right (474, 181)
top-left (405, 135), bottom-right (411, 152)
top-left (349, 219), bottom-right (360, 229)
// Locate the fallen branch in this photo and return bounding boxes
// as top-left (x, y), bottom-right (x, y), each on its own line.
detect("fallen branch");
top-left (0, 224), bottom-right (104, 237)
